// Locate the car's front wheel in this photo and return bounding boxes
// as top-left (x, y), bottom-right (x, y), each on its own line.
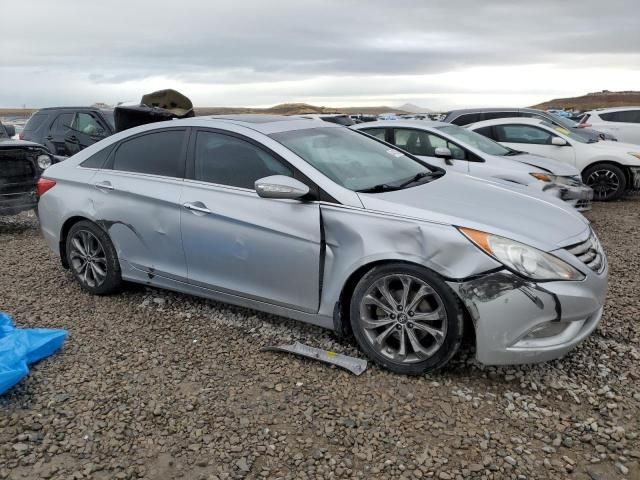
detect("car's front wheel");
top-left (583, 163), bottom-right (627, 201)
top-left (66, 220), bottom-right (122, 295)
top-left (349, 264), bottom-right (464, 375)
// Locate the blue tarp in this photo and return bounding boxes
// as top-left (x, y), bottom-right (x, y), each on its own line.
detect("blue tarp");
top-left (0, 312), bottom-right (67, 394)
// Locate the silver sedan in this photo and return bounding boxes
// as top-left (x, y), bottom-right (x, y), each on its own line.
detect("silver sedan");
top-left (37, 115), bottom-right (608, 374)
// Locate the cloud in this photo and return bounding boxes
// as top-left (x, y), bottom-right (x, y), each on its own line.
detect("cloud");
top-left (1, 0), bottom-right (639, 108)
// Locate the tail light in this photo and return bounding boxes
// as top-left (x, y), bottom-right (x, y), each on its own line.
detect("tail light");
top-left (36, 178), bottom-right (56, 197)
top-left (578, 123), bottom-right (592, 128)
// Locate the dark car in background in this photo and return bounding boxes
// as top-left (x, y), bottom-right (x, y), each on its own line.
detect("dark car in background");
top-left (442, 108), bottom-right (617, 142)
top-left (21, 107), bottom-right (115, 157)
top-left (1, 120), bottom-right (57, 216)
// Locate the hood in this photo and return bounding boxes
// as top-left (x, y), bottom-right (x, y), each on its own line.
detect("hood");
top-left (357, 171), bottom-right (589, 251)
top-left (506, 152), bottom-right (580, 176)
top-left (591, 140), bottom-right (640, 153)
top-left (0, 139), bottom-right (47, 149)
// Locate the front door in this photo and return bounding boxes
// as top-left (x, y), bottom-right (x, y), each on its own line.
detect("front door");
top-left (64, 112), bottom-right (109, 156)
top-left (493, 124), bottom-right (576, 167)
top-left (180, 129), bottom-right (321, 313)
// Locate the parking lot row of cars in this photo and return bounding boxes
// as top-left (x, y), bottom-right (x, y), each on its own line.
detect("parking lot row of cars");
top-left (1, 100), bottom-right (637, 374)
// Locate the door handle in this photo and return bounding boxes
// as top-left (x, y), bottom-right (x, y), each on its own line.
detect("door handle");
top-left (183, 202), bottom-right (211, 214)
top-left (94, 181), bottom-right (114, 191)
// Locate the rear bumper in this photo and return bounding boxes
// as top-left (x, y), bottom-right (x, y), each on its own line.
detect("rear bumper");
top-left (447, 264), bottom-right (608, 365)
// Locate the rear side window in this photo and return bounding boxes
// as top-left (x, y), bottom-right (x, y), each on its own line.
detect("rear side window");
top-left (24, 112), bottom-right (48, 132)
top-left (600, 110), bottom-right (640, 123)
top-left (52, 113), bottom-right (73, 134)
top-left (473, 126), bottom-right (495, 139)
top-left (112, 129), bottom-right (185, 177)
top-left (450, 113), bottom-right (481, 126)
top-left (81, 144), bottom-right (114, 169)
top-left (193, 131), bottom-right (291, 189)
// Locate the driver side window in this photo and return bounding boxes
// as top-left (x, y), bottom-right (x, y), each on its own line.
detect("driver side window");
top-left (72, 113), bottom-right (103, 135)
top-left (494, 125), bottom-right (553, 145)
top-left (393, 128), bottom-right (467, 160)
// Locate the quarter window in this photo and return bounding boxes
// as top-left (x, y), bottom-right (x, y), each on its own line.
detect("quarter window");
top-left (194, 131), bottom-right (291, 189)
top-left (393, 128), bottom-right (467, 160)
top-left (112, 130), bottom-right (185, 177)
top-left (494, 125), bottom-right (554, 145)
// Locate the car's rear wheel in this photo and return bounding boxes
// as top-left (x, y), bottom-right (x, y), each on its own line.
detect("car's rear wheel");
top-left (583, 163), bottom-right (627, 201)
top-left (349, 264), bottom-right (464, 375)
top-left (66, 220), bottom-right (122, 295)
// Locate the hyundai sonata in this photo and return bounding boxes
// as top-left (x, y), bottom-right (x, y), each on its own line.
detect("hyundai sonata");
top-left (37, 115), bottom-right (608, 374)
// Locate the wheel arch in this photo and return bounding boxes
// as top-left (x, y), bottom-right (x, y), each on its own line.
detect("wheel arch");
top-left (333, 259), bottom-right (475, 348)
top-left (59, 215), bottom-right (94, 268)
top-left (581, 160), bottom-right (632, 195)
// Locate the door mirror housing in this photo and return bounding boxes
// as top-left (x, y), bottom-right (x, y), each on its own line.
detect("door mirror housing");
top-left (434, 146), bottom-right (454, 165)
top-left (255, 175), bottom-right (310, 200)
top-left (551, 137), bottom-right (568, 146)
top-left (4, 125), bottom-right (16, 137)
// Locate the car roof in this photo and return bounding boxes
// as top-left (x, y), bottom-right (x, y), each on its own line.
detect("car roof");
top-left (351, 119), bottom-right (450, 129)
top-left (466, 117), bottom-right (548, 129)
top-left (35, 106), bottom-right (113, 113)
top-left (587, 106), bottom-right (640, 113)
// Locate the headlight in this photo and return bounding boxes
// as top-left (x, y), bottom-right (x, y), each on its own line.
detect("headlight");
top-left (628, 152), bottom-right (640, 161)
top-left (529, 172), bottom-right (554, 182)
top-left (458, 227), bottom-right (585, 281)
top-left (37, 154), bottom-right (52, 170)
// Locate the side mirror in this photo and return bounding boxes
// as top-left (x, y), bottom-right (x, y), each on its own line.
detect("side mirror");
top-left (551, 137), bottom-right (568, 146)
top-left (434, 146), bottom-right (453, 165)
top-left (5, 125), bottom-right (16, 137)
top-left (255, 175), bottom-right (310, 200)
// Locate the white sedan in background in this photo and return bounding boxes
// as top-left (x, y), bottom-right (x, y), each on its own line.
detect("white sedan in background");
top-left (351, 120), bottom-right (594, 211)
top-left (467, 117), bottom-right (640, 200)
top-left (580, 107), bottom-right (640, 145)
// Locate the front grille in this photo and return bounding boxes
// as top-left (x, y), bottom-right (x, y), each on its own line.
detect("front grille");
top-left (566, 231), bottom-right (605, 274)
top-left (1, 158), bottom-right (35, 182)
top-left (575, 199), bottom-right (592, 210)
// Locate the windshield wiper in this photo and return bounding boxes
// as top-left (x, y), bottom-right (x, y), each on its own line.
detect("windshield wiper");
top-left (395, 171), bottom-right (434, 189)
top-left (504, 150), bottom-right (523, 156)
top-left (356, 183), bottom-right (401, 193)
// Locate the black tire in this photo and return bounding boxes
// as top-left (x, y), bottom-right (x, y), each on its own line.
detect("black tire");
top-left (349, 263), bottom-right (464, 375)
top-left (582, 163), bottom-right (627, 201)
top-left (65, 220), bottom-right (122, 295)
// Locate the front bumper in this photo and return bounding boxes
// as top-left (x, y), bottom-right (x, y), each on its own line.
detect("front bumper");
top-left (447, 262), bottom-right (608, 365)
top-left (0, 188), bottom-right (38, 216)
top-left (544, 183), bottom-right (594, 212)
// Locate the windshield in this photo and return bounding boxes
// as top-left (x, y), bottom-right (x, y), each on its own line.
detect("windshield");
top-left (541, 121), bottom-right (589, 144)
top-left (550, 114), bottom-right (578, 128)
top-left (435, 124), bottom-right (512, 156)
top-left (270, 127), bottom-right (436, 192)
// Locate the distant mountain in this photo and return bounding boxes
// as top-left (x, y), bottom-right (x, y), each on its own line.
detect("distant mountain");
top-left (531, 90), bottom-right (640, 111)
top-left (195, 103), bottom-right (409, 116)
top-left (397, 103), bottom-right (432, 113)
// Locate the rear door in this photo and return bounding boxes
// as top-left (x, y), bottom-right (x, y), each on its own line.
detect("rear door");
top-left (180, 129), bottom-right (321, 312)
top-left (48, 112), bottom-right (73, 155)
top-left (65, 112), bottom-right (110, 155)
top-left (90, 128), bottom-right (188, 281)
top-left (492, 124), bottom-right (576, 166)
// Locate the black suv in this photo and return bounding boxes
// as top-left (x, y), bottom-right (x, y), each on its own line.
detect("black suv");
top-left (1, 120), bottom-right (57, 216)
top-left (22, 107), bottom-right (115, 157)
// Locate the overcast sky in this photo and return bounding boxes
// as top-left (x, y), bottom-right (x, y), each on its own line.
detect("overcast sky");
top-left (2, 0), bottom-right (639, 110)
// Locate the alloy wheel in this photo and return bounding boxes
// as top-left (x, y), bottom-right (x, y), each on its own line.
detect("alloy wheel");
top-left (69, 229), bottom-right (108, 288)
top-left (586, 169), bottom-right (620, 200)
top-left (358, 274), bottom-right (447, 364)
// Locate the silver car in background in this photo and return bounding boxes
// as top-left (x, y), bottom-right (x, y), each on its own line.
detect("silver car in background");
top-left (37, 115), bottom-right (608, 374)
top-left (351, 120), bottom-right (594, 211)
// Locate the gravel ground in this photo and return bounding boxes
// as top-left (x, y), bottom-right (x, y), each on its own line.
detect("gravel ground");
top-left (0, 200), bottom-right (639, 480)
